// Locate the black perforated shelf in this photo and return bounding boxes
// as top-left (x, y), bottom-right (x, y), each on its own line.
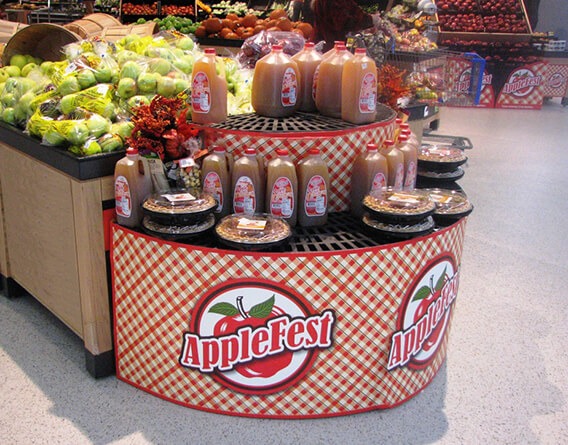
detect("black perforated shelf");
top-left (211, 104), bottom-right (396, 134)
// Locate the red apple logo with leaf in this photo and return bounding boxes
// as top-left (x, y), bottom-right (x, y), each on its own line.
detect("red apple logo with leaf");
top-left (412, 267), bottom-right (449, 352)
top-left (209, 294), bottom-right (293, 378)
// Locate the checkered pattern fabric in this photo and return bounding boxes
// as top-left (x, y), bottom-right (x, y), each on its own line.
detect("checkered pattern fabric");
top-left (496, 62), bottom-right (547, 109)
top-left (206, 122), bottom-right (395, 213)
top-left (112, 218), bottom-right (467, 418)
top-left (542, 63), bottom-right (568, 97)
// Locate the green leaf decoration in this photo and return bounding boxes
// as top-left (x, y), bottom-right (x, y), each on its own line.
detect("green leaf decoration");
top-left (248, 295), bottom-right (275, 319)
top-left (435, 267), bottom-right (448, 291)
top-left (413, 285), bottom-right (432, 301)
top-left (209, 302), bottom-right (239, 316)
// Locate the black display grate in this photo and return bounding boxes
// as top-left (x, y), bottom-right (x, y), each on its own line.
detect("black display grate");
top-left (211, 104), bottom-right (396, 133)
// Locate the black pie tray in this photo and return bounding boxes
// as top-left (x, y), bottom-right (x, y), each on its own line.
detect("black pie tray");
top-left (362, 215), bottom-right (436, 242)
top-left (423, 188), bottom-right (474, 226)
top-left (142, 189), bottom-right (217, 226)
top-left (141, 214), bottom-right (216, 241)
top-left (417, 145), bottom-right (468, 173)
top-left (417, 166), bottom-right (465, 187)
top-left (362, 189), bottom-right (436, 225)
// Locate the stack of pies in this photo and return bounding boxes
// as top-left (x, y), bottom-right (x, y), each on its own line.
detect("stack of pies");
top-left (416, 144), bottom-right (468, 187)
top-left (215, 213), bottom-right (292, 251)
top-left (141, 189), bottom-right (217, 240)
top-left (361, 188), bottom-right (436, 241)
top-left (422, 188), bottom-right (474, 226)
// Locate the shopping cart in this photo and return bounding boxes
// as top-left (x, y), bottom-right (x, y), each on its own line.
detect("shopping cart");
top-left (384, 48), bottom-right (486, 107)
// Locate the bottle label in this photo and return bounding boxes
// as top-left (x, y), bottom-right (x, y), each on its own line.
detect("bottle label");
top-left (115, 175), bottom-right (132, 218)
top-left (233, 176), bottom-right (256, 214)
top-left (371, 172), bottom-right (387, 191)
top-left (394, 163), bottom-right (405, 190)
top-left (281, 67), bottom-right (298, 107)
top-left (304, 175), bottom-right (327, 216)
top-left (270, 176), bottom-right (294, 218)
top-left (404, 161), bottom-right (417, 189)
top-left (359, 72), bottom-right (377, 114)
top-left (191, 72), bottom-right (211, 113)
top-left (203, 171), bottom-right (223, 212)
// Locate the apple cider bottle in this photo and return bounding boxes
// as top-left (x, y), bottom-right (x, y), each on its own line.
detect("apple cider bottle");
top-left (297, 148), bottom-right (330, 227)
top-left (266, 149), bottom-right (298, 227)
top-left (315, 43), bottom-right (352, 119)
top-left (292, 42), bottom-right (322, 112)
top-left (191, 48), bottom-right (228, 124)
top-left (341, 48), bottom-right (377, 125)
top-left (251, 44), bottom-right (300, 118)
top-left (350, 143), bottom-right (388, 218)
top-left (114, 147), bottom-right (153, 228)
top-left (201, 145), bottom-right (232, 219)
top-left (396, 134), bottom-right (418, 190)
top-left (232, 147), bottom-right (264, 215)
top-left (381, 139), bottom-right (405, 191)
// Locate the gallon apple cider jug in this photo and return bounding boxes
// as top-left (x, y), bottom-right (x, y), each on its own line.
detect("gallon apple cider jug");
top-left (114, 147), bottom-right (153, 228)
top-left (251, 44), bottom-right (300, 117)
top-left (350, 143), bottom-right (388, 218)
top-left (202, 145), bottom-right (232, 218)
top-left (381, 139), bottom-right (405, 191)
top-left (266, 149), bottom-right (298, 227)
top-left (297, 148), bottom-right (330, 227)
top-left (191, 48), bottom-right (228, 124)
top-left (292, 42), bottom-right (322, 112)
top-left (341, 48), bottom-right (377, 124)
top-left (396, 134), bottom-right (418, 190)
top-left (232, 147), bottom-right (264, 215)
top-left (315, 43), bottom-right (352, 118)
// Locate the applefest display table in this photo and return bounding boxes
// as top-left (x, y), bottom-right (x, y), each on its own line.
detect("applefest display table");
top-left (111, 109), bottom-right (469, 418)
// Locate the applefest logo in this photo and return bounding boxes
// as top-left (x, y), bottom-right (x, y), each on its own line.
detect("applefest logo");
top-left (503, 67), bottom-right (542, 97)
top-left (387, 255), bottom-right (459, 371)
top-left (179, 279), bottom-right (335, 395)
top-left (456, 68), bottom-right (492, 92)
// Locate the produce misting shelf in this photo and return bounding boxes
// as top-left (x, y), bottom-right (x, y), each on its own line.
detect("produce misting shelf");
top-left (111, 106), bottom-right (470, 418)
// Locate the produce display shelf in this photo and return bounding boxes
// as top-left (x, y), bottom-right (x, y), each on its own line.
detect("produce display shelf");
top-left (0, 122), bottom-right (125, 180)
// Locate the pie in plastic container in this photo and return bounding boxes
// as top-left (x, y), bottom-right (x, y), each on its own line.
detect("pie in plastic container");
top-left (141, 214), bottom-right (216, 241)
top-left (417, 144), bottom-right (468, 173)
top-left (424, 188), bottom-right (474, 226)
top-left (362, 215), bottom-right (435, 242)
top-left (215, 213), bottom-right (292, 251)
top-left (362, 188), bottom-right (436, 224)
top-left (142, 188), bottom-right (217, 225)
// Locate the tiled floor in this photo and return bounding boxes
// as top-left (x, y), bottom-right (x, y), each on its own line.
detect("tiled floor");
top-left (1, 100), bottom-right (567, 445)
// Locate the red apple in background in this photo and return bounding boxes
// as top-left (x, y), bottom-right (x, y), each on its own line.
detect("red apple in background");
top-left (211, 295), bottom-right (293, 378)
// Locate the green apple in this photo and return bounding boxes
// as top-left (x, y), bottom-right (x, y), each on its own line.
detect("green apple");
top-left (77, 70), bottom-right (97, 89)
top-left (137, 72), bottom-right (159, 94)
top-left (110, 121), bottom-right (134, 140)
top-left (9, 54), bottom-right (28, 71)
top-left (40, 61), bottom-right (55, 76)
top-left (4, 65), bottom-right (20, 77)
top-left (82, 140), bottom-right (102, 156)
top-left (2, 93), bottom-right (17, 108)
top-left (86, 114), bottom-right (111, 137)
top-left (17, 91), bottom-right (36, 115)
top-left (176, 37), bottom-right (195, 51)
top-left (117, 77), bottom-right (137, 99)
top-left (127, 95), bottom-right (151, 110)
top-left (2, 107), bottom-right (16, 125)
top-left (60, 94), bottom-right (77, 115)
top-left (120, 61), bottom-right (142, 80)
top-left (67, 122), bottom-right (90, 146)
top-left (58, 76), bottom-right (80, 96)
top-left (0, 69), bottom-right (9, 84)
top-left (21, 63), bottom-right (38, 77)
top-left (43, 129), bottom-right (66, 146)
top-left (174, 78), bottom-right (190, 95)
top-left (172, 58), bottom-right (192, 74)
top-left (116, 50), bottom-right (139, 67)
top-left (156, 76), bottom-right (176, 98)
top-left (94, 66), bottom-right (113, 83)
top-left (148, 58), bottom-right (172, 76)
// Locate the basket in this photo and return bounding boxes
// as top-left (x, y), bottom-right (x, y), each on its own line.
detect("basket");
top-left (100, 22), bottom-right (159, 42)
top-left (63, 13), bottom-right (122, 39)
top-left (2, 23), bottom-right (81, 65)
top-left (0, 20), bottom-right (28, 45)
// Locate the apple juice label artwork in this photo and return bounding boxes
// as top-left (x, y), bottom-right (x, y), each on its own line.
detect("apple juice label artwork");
top-left (312, 66), bottom-right (320, 101)
top-left (115, 176), bottom-right (131, 217)
top-left (394, 163), bottom-right (404, 190)
top-left (387, 255), bottom-right (459, 371)
top-left (233, 176), bottom-right (256, 214)
top-left (404, 161), bottom-right (416, 189)
top-left (359, 72), bottom-right (377, 113)
top-left (204, 171), bottom-right (223, 212)
top-left (281, 67), bottom-right (298, 107)
top-left (270, 177), bottom-right (294, 218)
top-left (304, 175), bottom-right (327, 216)
top-left (371, 172), bottom-right (387, 192)
top-left (192, 72), bottom-right (211, 113)
top-left (179, 279), bottom-right (336, 395)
